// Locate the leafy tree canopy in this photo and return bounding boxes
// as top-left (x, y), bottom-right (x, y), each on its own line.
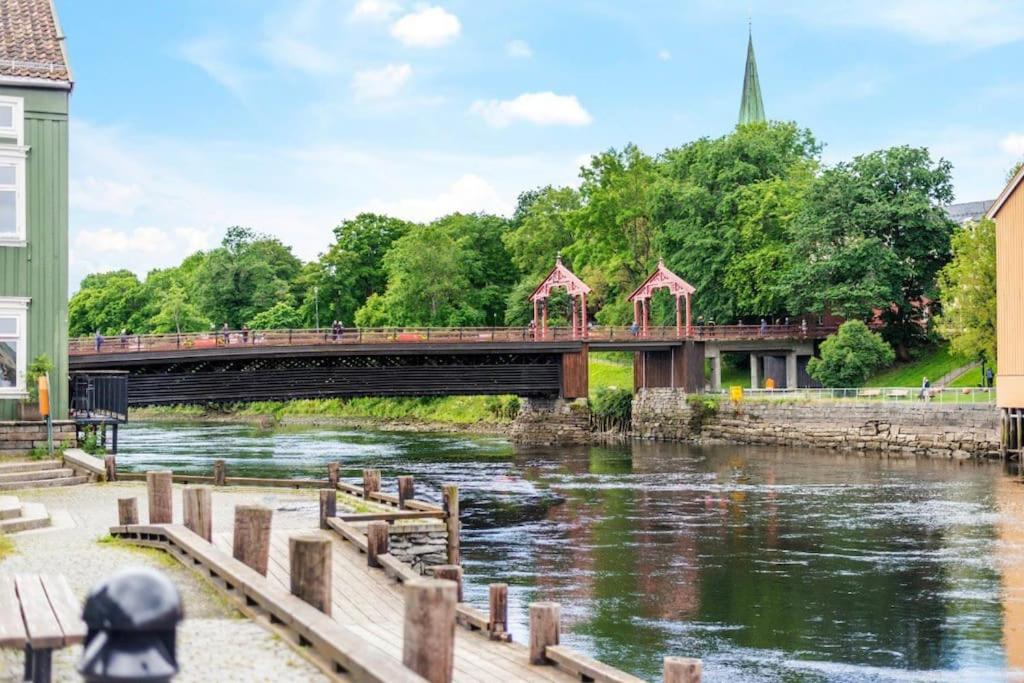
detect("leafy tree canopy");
top-left (806, 320), bottom-right (896, 387)
top-left (937, 218), bottom-right (996, 365)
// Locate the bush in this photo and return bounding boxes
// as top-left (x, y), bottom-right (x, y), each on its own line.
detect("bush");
top-left (26, 354), bottom-right (53, 401)
top-left (807, 320), bottom-right (895, 387)
top-left (589, 386), bottom-right (633, 422)
top-left (484, 396), bottom-right (520, 420)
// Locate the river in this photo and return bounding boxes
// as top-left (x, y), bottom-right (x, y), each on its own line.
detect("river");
top-left (115, 421), bottom-right (1024, 682)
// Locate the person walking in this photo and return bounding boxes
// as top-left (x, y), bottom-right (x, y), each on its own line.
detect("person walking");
top-left (800, 319), bottom-right (808, 338)
top-left (920, 376), bottom-right (931, 401)
top-left (630, 319), bottom-right (639, 336)
top-left (986, 367), bottom-right (994, 388)
top-left (119, 327), bottom-right (128, 348)
top-left (241, 324), bottom-right (250, 343)
top-left (221, 322), bottom-right (230, 345)
top-left (759, 318), bottom-right (767, 337)
top-left (94, 329), bottom-right (104, 352)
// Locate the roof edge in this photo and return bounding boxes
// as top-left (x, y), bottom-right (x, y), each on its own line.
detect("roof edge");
top-left (0, 74), bottom-right (71, 90)
top-left (987, 165), bottom-right (1024, 220)
top-left (48, 0), bottom-right (73, 87)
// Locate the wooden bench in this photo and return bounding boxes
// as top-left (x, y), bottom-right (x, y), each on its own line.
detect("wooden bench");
top-left (0, 574), bottom-right (85, 683)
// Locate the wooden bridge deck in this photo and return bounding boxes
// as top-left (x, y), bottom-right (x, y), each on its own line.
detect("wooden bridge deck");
top-left (209, 528), bottom-right (579, 683)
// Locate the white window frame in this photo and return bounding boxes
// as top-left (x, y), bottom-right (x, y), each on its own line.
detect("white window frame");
top-left (0, 297), bottom-right (29, 398)
top-left (0, 145), bottom-right (27, 247)
top-left (0, 97), bottom-right (23, 144)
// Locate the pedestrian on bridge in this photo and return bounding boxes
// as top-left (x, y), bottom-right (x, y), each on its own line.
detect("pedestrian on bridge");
top-left (221, 322), bottom-right (230, 345)
top-left (759, 318), bottom-right (767, 337)
top-left (94, 330), bottom-right (104, 352)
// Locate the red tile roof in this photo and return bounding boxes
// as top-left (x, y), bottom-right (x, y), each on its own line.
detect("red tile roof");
top-left (0, 0), bottom-right (70, 84)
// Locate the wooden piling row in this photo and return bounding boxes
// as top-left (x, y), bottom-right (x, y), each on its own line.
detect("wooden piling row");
top-left (528, 602), bottom-right (560, 665)
top-left (397, 475), bottom-right (415, 509)
top-left (367, 520), bottom-right (389, 568)
top-left (328, 462), bottom-right (340, 488)
top-left (487, 583), bottom-right (507, 639)
top-left (363, 469), bottom-right (381, 499)
top-left (146, 470), bottom-right (173, 524)
top-left (290, 534), bottom-right (332, 615)
top-left (319, 489), bottom-right (336, 530)
top-left (233, 505), bottom-right (272, 576)
top-left (442, 484), bottom-right (460, 565)
top-left (403, 578), bottom-right (456, 683)
top-left (117, 497), bottom-right (138, 525)
top-left (213, 459), bottom-right (226, 486)
top-left (104, 455), bottom-right (117, 482)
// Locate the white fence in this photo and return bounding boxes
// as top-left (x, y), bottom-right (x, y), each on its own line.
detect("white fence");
top-left (717, 386), bottom-right (996, 405)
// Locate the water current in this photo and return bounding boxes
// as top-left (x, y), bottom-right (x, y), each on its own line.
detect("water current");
top-left (115, 421), bottom-right (1024, 682)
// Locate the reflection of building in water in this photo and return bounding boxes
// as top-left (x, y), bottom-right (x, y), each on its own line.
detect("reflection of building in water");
top-left (995, 475), bottom-right (1024, 668)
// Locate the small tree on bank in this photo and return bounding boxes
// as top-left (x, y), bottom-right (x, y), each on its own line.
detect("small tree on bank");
top-left (807, 321), bottom-right (895, 387)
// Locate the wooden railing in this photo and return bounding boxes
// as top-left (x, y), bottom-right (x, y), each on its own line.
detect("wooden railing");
top-left (70, 323), bottom-right (838, 356)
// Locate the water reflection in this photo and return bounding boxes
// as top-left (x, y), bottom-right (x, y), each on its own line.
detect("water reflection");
top-left (117, 422), bottom-right (1023, 682)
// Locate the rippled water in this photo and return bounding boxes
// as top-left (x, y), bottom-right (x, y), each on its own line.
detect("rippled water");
top-left (115, 421), bottom-right (1024, 682)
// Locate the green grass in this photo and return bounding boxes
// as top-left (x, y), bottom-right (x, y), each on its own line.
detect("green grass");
top-left (720, 363), bottom-right (750, 389)
top-left (864, 344), bottom-right (971, 388)
top-left (949, 366), bottom-right (991, 388)
top-left (589, 353), bottom-right (633, 396)
top-left (0, 533), bottom-right (14, 561)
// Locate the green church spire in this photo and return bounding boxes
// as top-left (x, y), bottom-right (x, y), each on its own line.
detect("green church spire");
top-left (738, 29), bottom-right (765, 125)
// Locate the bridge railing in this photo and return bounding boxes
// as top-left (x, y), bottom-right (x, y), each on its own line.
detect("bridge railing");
top-left (69, 323), bottom-right (839, 355)
top-left (724, 386), bottom-right (997, 405)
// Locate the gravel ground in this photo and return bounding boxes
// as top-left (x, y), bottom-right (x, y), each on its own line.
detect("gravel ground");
top-left (0, 481), bottom-right (331, 682)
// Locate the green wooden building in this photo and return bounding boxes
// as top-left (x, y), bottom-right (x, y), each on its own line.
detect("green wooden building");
top-left (0, 0), bottom-right (71, 420)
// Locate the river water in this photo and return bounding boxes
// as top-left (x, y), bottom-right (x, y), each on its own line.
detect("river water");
top-left (115, 421), bottom-right (1024, 682)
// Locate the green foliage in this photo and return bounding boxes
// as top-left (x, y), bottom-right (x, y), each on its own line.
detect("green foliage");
top-left (936, 218), bottom-right (996, 365)
top-left (589, 386), bottom-right (633, 421)
top-left (79, 426), bottom-right (104, 455)
top-left (247, 301), bottom-right (303, 330)
top-left (787, 146), bottom-right (956, 357)
top-left (864, 343), bottom-right (968, 388)
top-left (484, 396), bottom-right (520, 420)
top-left (807, 321), bottom-right (896, 387)
top-left (589, 354), bottom-right (633, 396)
top-left (68, 270), bottom-right (147, 336)
top-left (686, 394), bottom-right (720, 428)
top-left (25, 354), bottom-right (53, 401)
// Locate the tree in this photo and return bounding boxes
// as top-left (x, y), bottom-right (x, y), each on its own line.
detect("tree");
top-left (806, 320), bottom-right (895, 387)
top-left (936, 218), bottom-right (996, 365)
top-left (150, 283), bottom-right (209, 334)
top-left (653, 122), bottom-right (820, 325)
top-left (299, 214), bottom-right (411, 327)
top-left (787, 146), bottom-right (957, 358)
top-left (503, 186), bottom-right (579, 277)
top-left (247, 301), bottom-right (303, 330)
top-left (68, 270), bottom-right (148, 336)
top-left (195, 226), bottom-right (302, 328)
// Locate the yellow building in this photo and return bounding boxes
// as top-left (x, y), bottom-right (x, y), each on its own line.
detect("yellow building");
top-left (987, 170), bottom-right (1024, 453)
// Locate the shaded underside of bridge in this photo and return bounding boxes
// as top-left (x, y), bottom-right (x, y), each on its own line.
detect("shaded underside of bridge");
top-left (69, 340), bottom-right (706, 406)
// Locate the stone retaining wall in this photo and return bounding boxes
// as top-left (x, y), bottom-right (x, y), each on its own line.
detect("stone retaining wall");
top-left (0, 421), bottom-right (77, 457)
top-left (632, 389), bottom-right (1001, 458)
top-left (510, 397), bottom-right (591, 445)
top-left (387, 522), bottom-right (449, 573)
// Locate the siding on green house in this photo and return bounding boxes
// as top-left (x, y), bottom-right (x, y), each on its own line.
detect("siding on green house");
top-left (0, 85), bottom-right (69, 419)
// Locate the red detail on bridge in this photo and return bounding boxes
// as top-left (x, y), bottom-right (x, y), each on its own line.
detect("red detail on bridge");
top-left (529, 255), bottom-right (591, 341)
top-left (68, 324), bottom-right (837, 357)
top-left (628, 259), bottom-right (696, 338)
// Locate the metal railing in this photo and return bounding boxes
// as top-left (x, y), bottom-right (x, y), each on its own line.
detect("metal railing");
top-left (721, 386), bottom-right (997, 405)
top-left (70, 371), bottom-right (129, 421)
top-left (69, 323), bottom-right (838, 356)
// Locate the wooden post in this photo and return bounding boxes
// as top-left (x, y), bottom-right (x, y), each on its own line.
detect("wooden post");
top-left (366, 520), bottom-right (389, 568)
top-left (289, 534), bottom-right (332, 615)
top-left (327, 462), bottom-right (339, 488)
top-left (442, 484), bottom-right (460, 565)
top-left (397, 475), bottom-right (415, 509)
top-left (528, 602), bottom-right (560, 665)
top-left (104, 455), bottom-right (116, 482)
top-left (213, 459), bottom-right (226, 486)
top-left (403, 578), bottom-right (456, 683)
top-left (431, 565), bottom-right (463, 602)
top-left (233, 505), bottom-right (272, 576)
top-left (664, 657), bottom-right (702, 683)
top-left (319, 489), bottom-right (336, 530)
top-left (117, 497), bottom-right (138, 526)
top-left (363, 468), bottom-right (381, 499)
top-left (146, 470), bottom-right (173, 524)
top-left (488, 583), bottom-right (508, 638)
top-left (182, 486), bottom-right (212, 542)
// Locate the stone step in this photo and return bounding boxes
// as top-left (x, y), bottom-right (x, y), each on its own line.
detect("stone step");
top-left (0, 460), bottom-right (63, 474)
top-left (0, 468), bottom-right (74, 484)
top-left (0, 496), bottom-right (20, 520)
top-left (0, 475), bottom-right (89, 491)
top-left (0, 503), bottom-right (50, 533)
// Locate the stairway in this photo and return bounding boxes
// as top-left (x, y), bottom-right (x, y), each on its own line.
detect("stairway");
top-left (0, 495), bottom-right (50, 532)
top-left (0, 460), bottom-right (88, 491)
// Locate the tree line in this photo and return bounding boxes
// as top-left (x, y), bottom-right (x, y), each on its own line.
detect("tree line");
top-left (70, 121), bottom-right (994, 366)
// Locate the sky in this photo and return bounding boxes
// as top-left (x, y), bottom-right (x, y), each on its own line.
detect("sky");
top-left (57, 0), bottom-right (1024, 291)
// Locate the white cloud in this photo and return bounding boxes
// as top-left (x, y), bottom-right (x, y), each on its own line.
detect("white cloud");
top-left (360, 174), bottom-right (511, 221)
top-left (1000, 132), bottom-right (1024, 156)
top-left (390, 6), bottom-right (461, 47)
top-left (506, 40), bottom-right (532, 58)
top-left (179, 35), bottom-right (251, 95)
top-left (351, 64), bottom-right (412, 100)
top-left (350, 0), bottom-right (401, 22)
top-left (774, 0), bottom-right (1024, 48)
top-left (657, 49), bottom-right (671, 61)
top-left (75, 226), bottom-right (171, 255)
top-left (70, 178), bottom-right (143, 216)
top-left (470, 92), bottom-right (593, 128)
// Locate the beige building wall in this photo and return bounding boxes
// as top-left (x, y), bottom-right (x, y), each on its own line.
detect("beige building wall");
top-left (993, 176), bottom-right (1024, 408)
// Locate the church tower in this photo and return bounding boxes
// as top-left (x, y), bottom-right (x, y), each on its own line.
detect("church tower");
top-left (738, 28), bottom-right (765, 125)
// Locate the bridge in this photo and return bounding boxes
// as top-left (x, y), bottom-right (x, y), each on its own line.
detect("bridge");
top-left (68, 324), bottom-right (835, 406)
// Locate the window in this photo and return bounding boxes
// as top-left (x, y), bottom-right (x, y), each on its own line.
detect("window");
top-left (0, 97), bottom-right (24, 144)
top-left (0, 298), bottom-right (28, 397)
top-left (0, 146), bottom-right (26, 245)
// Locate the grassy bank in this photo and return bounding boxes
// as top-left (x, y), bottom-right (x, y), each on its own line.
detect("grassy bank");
top-left (864, 344), bottom-right (970, 388)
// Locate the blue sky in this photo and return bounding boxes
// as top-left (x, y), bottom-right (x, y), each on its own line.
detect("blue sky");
top-left (58, 0), bottom-right (1024, 289)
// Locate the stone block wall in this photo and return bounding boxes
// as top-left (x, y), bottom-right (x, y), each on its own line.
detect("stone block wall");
top-left (0, 421), bottom-right (77, 457)
top-left (631, 389), bottom-right (1001, 459)
top-left (510, 397), bottom-right (591, 445)
top-left (387, 522), bottom-right (449, 574)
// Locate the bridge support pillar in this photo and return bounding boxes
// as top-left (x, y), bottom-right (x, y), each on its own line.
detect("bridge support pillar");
top-left (710, 355), bottom-right (722, 393)
top-left (750, 353), bottom-right (760, 389)
top-left (786, 352), bottom-right (798, 390)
